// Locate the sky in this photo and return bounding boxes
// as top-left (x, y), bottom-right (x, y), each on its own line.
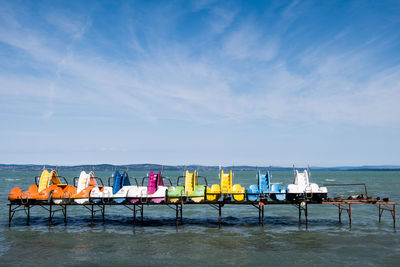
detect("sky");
top-left (0, 0), bottom-right (400, 166)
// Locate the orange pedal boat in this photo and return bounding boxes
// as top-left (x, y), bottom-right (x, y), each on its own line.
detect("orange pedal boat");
top-left (8, 169), bottom-right (75, 204)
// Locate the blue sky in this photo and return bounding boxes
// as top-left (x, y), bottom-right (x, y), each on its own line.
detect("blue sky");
top-left (1, 0), bottom-right (400, 166)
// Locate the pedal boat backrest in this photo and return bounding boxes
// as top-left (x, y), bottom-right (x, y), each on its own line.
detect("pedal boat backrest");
top-left (76, 171), bottom-right (90, 193)
top-left (258, 170), bottom-right (271, 193)
top-left (221, 170), bottom-right (233, 193)
top-left (184, 170), bottom-right (198, 195)
top-left (38, 170), bottom-right (51, 192)
top-left (121, 171), bottom-right (131, 186)
top-left (157, 171), bottom-right (164, 186)
top-left (148, 171), bottom-right (163, 194)
top-left (112, 170), bottom-right (123, 194)
top-left (50, 170), bottom-right (63, 185)
top-left (293, 170), bottom-right (310, 190)
top-left (88, 171), bottom-right (98, 187)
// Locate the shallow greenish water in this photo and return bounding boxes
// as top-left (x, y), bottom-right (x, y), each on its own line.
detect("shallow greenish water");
top-left (1, 170), bottom-right (399, 266)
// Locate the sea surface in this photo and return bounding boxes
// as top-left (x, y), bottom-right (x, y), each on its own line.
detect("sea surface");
top-left (0, 170), bottom-right (399, 266)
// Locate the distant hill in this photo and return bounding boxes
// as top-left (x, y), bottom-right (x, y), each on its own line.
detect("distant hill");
top-left (0, 164), bottom-right (399, 171)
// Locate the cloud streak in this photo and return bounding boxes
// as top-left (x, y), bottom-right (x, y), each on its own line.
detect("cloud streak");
top-left (0, 1), bottom-right (399, 128)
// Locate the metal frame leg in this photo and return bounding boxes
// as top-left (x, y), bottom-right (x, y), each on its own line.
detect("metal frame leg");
top-left (49, 203), bottom-right (52, 225)
top-left (377, 203), bottom-right (397, 228)
top-left (133, 205), bottom-right (136, 226)
top-left (218, 203), bottom-right (222, 228)
top-left (27, 205), bottom-right (30, 225)
top-left (298, 204), bottom-right (301, 225)
top-left (262, 205), bottom-right (264, 227)
top-left (176, 204), bottom-right (179, 228)
top-left (102, 205), bottom-right (105, 223)
top-left (297, 203), bottom-right (308, 228)
top-left (305, 203), bottom-right (308, 229)
top-left (334, 203), bottom-right (351, 227)
top-left (141, 205), bottom-right (144, 224)
top-left (63, 205), bottom-right (67, 224)
top-left (393, 204), bottom-right (396, 228)
top-left (180, 204), bottom-right (183, 224)
top-left (90, 204), bottom-right (94, 227)
top-left (349, 204), bottom-right (352, 226)
top-left (8, 204), bottom-right (12, 227)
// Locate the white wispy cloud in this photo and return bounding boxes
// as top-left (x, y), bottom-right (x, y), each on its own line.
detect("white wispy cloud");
top-left (204, 4), bottom-right (238, 34)
top-left (45, 10), bottom-right (90, 40)
top-left (222, 20), bottom-right (278, 61)
top-left (1, 1), bottom-right (399, 128)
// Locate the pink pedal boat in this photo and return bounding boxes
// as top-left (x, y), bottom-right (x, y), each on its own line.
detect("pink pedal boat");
top-left (127, 171), bottom-right (171, 204)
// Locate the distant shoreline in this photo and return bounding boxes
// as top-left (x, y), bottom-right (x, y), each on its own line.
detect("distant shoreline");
top-left (0, 164), bottom-right (399, 171)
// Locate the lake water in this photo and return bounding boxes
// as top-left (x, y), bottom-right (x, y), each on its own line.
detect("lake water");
top-left (0, 170), bottom-right (399, 266)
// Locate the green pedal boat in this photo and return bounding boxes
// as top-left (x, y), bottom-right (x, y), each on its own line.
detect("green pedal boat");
top-left (168, 170), bottom-right (208, 203)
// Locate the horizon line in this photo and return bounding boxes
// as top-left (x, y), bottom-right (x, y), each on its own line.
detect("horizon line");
top-left (1, 163), bottom-right (399, 169)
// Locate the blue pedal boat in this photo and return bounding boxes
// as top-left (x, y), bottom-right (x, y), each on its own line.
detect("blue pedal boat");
top-left (110, 170), bottom-right (130, 203)
top-left (247, 170), bottom-right (286, 201)
top-left (90, 170), bottom-right (138, 204)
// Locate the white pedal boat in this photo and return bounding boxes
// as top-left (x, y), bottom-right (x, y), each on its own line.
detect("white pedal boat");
top-left (287, 169), bottom-right (328, 202)
top-left (70, 171), bottom-right (104, 204)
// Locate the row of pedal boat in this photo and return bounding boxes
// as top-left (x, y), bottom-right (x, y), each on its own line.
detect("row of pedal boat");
top-left (8, 168), bottom-right (328, 205)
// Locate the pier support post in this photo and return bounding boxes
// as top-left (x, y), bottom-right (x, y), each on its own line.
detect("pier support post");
top-left (262, 205), bottom-right (264, 227)
top-left (379, 204), bottom-right (382, 223)
top-left (180, 204), bottom-right (183, 224)
top-left (141, 205), bottom-right (144, 224)
top-left (334, 203), bottom-right (351, 227)
top-left (8, 204), bottom-right (12, 227)
top-left (63, 205), bottom-right (67, 224)
top-left (349, 204), bottom-right (352, 226)
top-left (175, 204), bottom-right (179, 228)
top-left (218, 203), bottom-right (222, 228)
top-left (27, 205), bottom-right (30, 225)
top-left (305, 203), bottom-right (308, 228)
top-left (90, 204), bottom-right (94, 227)
top-left (102, 205), bottom-right (105, 223)
top-left (393, 204), bottom-right (396, 228)
top-left (49, 203), bottom-right (52, 225)
top-left (376, 203), bottom-right (396, 228)
top-left (297, 202), bottom-right (308, 228)
top-left (298, 204), bottom-right (301, 225)
top-left (133, 205), bottom-right (136, 226)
